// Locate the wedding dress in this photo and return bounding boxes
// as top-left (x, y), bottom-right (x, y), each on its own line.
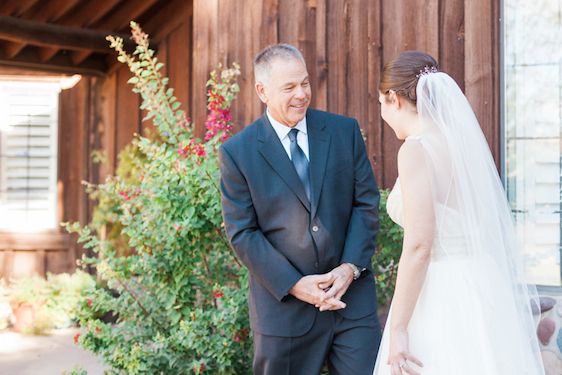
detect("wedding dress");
top-left (372, 73), bottom-right (545, 374)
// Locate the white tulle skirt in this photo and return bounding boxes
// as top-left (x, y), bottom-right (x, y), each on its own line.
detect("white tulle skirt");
top-left (373, 252), bottom-right (545, 375)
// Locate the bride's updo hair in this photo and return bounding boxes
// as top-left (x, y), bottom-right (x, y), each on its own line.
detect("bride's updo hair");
top-left (380, 51), bottom-right (439, 104)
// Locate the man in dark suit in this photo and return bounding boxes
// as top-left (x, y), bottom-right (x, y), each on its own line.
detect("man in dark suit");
top-left (219, 43), bottom-right (381, 374)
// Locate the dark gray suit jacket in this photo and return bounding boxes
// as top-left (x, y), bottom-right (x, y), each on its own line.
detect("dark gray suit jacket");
top-left (219, 108), bottom-right (380, 337)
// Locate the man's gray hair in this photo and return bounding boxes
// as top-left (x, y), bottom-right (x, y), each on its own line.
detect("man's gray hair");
top-left (253, 43), bottom-right (306, 83)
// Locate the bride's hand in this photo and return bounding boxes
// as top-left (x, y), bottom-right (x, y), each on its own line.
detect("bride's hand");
top-left (388, 328), bottom-right (423, 375)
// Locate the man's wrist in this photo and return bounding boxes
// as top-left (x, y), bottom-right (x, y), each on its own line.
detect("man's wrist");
top-left (343, 263), bottom-right (361, 280)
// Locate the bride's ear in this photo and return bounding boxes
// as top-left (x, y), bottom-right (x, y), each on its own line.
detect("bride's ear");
top-left (389, 90), bottom-right (402, 110)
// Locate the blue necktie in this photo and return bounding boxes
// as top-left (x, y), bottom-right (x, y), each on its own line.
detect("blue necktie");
top-left (288, 128), bottom-right (311, 201)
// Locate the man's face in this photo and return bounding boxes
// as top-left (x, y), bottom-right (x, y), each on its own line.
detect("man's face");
top-left (256, 57), bottom-right (311, 127)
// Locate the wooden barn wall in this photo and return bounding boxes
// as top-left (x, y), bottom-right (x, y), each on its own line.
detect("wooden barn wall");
top-left (1, 0), bottom-right (500, 278)
top-left (192, 0), bottom-right (501, 187)
top-left (0, 1), bottom-right (193, 279)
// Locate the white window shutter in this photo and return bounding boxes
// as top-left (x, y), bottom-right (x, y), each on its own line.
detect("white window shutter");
top-left (0, 81), bottom-right (60, 231)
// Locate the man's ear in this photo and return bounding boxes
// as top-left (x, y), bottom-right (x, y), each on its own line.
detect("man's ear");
top-left (255, 82), bottom-right (267, 104)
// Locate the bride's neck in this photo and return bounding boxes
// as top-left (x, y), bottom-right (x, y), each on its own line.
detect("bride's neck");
top-left (402, 112), bottom-right (423, 138)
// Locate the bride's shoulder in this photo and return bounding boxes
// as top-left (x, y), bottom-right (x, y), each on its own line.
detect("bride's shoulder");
top-left (398, 138), bottom-right (426, 173)
top-left (398, 137), bottom-right (424, 159)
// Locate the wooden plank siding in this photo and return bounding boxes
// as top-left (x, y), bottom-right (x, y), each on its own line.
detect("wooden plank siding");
top-left (1, 0), bottom-right (501, 278)
top-left (191, 0), bottom-right (500, 186)
top-left (0, 1), bottom-right (194, 278)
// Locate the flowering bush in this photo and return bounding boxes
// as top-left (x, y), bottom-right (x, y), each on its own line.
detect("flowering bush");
top-left (64, 22), bottom-right (251, 374)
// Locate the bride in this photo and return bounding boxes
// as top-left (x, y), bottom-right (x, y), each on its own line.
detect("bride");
top-left (372, 51), bottom-right (545, 375)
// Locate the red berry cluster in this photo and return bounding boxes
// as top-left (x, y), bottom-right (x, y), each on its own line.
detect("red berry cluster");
top-left (178, 139), bottom-right (207, 158)
top-left (192, 363), bottom-right (205, 373)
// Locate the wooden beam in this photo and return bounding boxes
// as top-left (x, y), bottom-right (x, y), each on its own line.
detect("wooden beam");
top-left (0, 2), bottom-right (20, 15)
top-left (21, 0), bottom-right (82, 21)
top-left (0, 15), bottom-right (137, 53)
top-left (0, 59), bottom-right (106, 77)
top-left (7, 0), bottom-right (83, 62)
top-left (0, 66), bottom-right (71, 76)
top-left (71, 50), bottom-right (97, 66)
top-left (72, 0), bottom-right (160, 65)
top-left (37, 0), bottom-right (124, 63)
top-left (4, 41), bottom-right (27, 58)
top-left (93, 0), bottom-right (160, 31)
top-left (38, 46), bottom-right (59, 62)
top-left (0, 232), bottom-right (70, 251)
top-left (0, 0), bottom-right (42, 17)
top-left (58, 0), bottom-right (123, 28)
top-left (2, 42), bottom-right (25, 59)
top-left (0, 47), bottom-right (108, 76)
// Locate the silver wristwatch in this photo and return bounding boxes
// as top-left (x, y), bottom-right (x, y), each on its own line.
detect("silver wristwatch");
top-left (347, 263), bottom-right (361, 280)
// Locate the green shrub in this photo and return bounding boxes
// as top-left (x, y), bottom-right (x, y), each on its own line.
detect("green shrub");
top-left (373, 189), bottom-right (403, 309)
top-left (65, 22), bottom-right (251, 374)
top-left (62, 366), bottom-right (89, 375)
top-left (45, 271), bottom-right (97, 328)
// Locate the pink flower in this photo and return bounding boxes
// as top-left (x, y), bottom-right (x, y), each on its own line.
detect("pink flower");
top-left (73, 332), bottom-right (80, 344)
top-left (87, 298), bottom-right (93, 307)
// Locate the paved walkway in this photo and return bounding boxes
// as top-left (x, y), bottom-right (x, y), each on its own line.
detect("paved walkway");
top-left (0, 328), bottom-right (106, 375)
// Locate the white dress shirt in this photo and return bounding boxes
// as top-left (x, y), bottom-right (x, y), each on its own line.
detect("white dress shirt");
top-left (267, 110), bottom-right (309, 161)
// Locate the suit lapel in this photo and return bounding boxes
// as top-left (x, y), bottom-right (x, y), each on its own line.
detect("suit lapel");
top-left (307, 110), bottom-right (331, 219)
top-left (258, 114), bottom-right (311, 212)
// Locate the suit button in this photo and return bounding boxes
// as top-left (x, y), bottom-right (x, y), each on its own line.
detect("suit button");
top-left (312, 226), bottom-right (319, 232)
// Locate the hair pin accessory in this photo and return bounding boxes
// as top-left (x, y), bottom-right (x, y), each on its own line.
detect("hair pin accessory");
top-left (416, 66), bottom-right (438, 78)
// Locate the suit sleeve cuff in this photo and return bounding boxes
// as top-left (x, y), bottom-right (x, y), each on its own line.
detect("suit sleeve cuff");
top-left (276, 272), bottom-right (302, 302)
